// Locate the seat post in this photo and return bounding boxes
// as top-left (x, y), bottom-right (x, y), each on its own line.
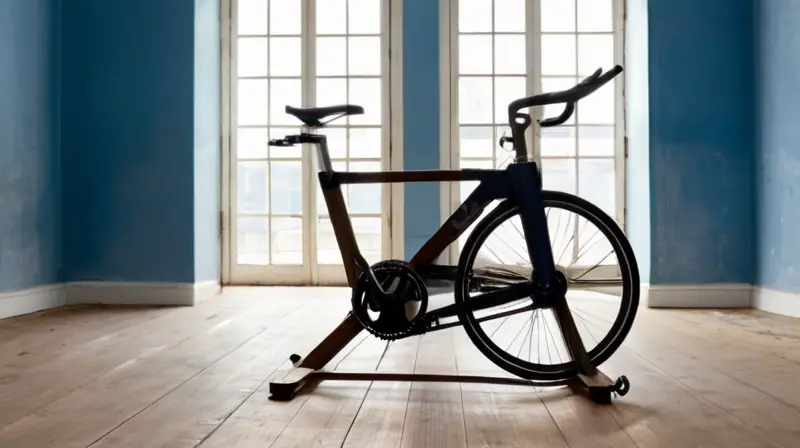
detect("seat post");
top-left (312, 133), bottom-right (334, 173)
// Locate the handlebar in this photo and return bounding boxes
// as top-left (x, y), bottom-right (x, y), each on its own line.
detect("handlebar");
top-left (504, 65), bottom-right (623, 161)
top-left (508, 65), bottom-right (622, 118)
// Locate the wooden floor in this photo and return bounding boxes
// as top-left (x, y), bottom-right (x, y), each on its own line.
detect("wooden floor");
top-left (0, 287), bottom-right (798, 447)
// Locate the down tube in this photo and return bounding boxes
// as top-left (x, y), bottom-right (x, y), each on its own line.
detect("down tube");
top-left (409, 182), bottom-right (501, 267)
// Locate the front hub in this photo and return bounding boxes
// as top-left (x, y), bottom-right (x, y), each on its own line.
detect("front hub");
top-left (531, 269), bottom-right (569, 308)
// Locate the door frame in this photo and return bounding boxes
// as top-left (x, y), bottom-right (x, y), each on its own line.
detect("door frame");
top-left (220, 0), bottom-right (405, 285)
top-left (437, 0), bottom-right (627, 266)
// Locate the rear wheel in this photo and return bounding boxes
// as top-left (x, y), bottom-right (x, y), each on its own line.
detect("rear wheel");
top-left (455, 191), bottom-right (639, 382)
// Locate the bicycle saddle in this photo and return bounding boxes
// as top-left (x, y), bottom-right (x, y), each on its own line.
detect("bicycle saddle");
top-left (285, 104), bottom-right (364, 127)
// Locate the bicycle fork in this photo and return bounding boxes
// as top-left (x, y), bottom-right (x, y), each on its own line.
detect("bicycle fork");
top-left (505, 162), bottom-right (560, 305)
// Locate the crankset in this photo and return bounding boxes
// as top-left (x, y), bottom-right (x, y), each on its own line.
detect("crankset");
top-left (351, 260), bottom-right (429, 341)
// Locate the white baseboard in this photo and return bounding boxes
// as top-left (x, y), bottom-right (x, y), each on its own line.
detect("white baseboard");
top-left (0, 284), bottom-right (67, 320)
top-left (66, 281), bottom-right (221, 306)
top-left (647, 283), bottom-right (752, 308)
top-left (752, 287), bottom-right (800, 318)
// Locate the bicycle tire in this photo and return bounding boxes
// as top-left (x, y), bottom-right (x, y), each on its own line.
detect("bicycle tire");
top-left (455, 191), bottom-right (640, 381)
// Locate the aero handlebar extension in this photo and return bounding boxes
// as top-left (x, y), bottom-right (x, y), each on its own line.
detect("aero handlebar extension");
top-left (508, 65), bottom-right (623, 127)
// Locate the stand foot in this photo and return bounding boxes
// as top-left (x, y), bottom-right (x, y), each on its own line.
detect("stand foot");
top-left (268, 367), bottom-right (317, 402)
top-left (568, 371), bottom-right (631, 405)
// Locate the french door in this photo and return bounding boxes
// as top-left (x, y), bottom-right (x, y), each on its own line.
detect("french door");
top-left (227, 0), bottom-right (393, 285)
top-left (442, 0), bottom-right (625, 277)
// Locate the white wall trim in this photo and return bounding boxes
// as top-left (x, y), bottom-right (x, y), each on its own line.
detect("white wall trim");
top-left (65, 281), bottom-right (221, 307)
top-left (0, 284), bottom-right (67, 320)
top-left (646, 283), bottom-right (752, 308)
top-left (752, 287), bottom-right (800, 319)
top-left (0, 281), bottom-right (223, 321)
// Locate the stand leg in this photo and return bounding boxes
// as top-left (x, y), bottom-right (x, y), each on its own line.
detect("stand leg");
top-left (269, 312), bottom-right (363, 401)
top-left (551, 295), bottom-right (623, 404)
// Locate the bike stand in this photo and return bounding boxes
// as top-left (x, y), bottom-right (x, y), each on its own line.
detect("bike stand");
top-left (268, 295), bottom-right (630, 404)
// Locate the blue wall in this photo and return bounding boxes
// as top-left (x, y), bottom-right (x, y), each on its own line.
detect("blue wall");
top-left (403, 0), bottom-right (442, 259)
top-left (0, 0), bottom-right (771, 291)
top-left (756, 0), bottom-right (800, 293)
top-left (0, 0), bottom-right (62, 292)
top-left (633, 0), bottom-right (756, 285)
top-left (61, 0), bottom-right (219, 284)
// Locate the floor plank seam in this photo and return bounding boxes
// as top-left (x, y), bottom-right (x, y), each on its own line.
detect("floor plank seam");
top-left (580, 316), bottom-right (796, 446)
top-left (85, 324), bottom-right (274, 448)
top-left (88, 302), bottom-right (312, 448)
top-left (397, 334), bottom-right (423, 448)
top-left (338, 340), bottom-right (392, 448)
top-left (452, 331), bottom-right (471, 448)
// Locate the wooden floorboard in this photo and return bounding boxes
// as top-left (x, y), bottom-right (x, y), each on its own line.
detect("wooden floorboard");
top-left (0, 287), bottom-right (799, 447)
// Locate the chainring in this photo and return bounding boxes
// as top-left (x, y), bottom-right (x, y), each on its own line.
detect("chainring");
top-left (351, 260), bottom-right (430, 341)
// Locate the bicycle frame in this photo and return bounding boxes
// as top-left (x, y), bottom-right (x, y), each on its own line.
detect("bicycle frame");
top-left (310, 133), bottom-right (559, 299)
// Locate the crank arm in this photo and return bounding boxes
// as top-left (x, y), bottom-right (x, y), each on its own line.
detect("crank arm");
top-left (427, 281), bottom-right (535, 322)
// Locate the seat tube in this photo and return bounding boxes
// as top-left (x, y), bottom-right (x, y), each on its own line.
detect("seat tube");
top-left (315, 134), bottom-right (334, 173)
top-left (506, 162), bottom-right (556, 285)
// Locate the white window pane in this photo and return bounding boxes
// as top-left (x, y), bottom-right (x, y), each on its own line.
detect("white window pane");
top-left (270, 161), bottom-right (303, 214)
top-left (270, 79), bottom-right (302, 125)
top-left (541, 158), bottom-right (576, 194)
top-left (459, 77), bottom-right (492, 124)
top-left (577, 81), bottom-right (615, 124)
top-left (349, 127), bottom-right (381, 158)
top-left (578, 125), bottom-right (614, 156)
top-left (237, 79), bottom-right (268, 125)
top-left (578, 34), bottom-right (614, 76)
top-left (237, 127), bottom-right (269, 159)
top-left (578, 159), bottom-right (615, 216)
top-left (460, 126), bottom-right (494, 158)
top-left (541, 126), bottom-right (576, 157)
top-left (541, 77), bottom-right (576, 124)
top-left (271, 217), bottom-right (303, 264)
top-left (541, 0), bottom-right (575, 32)
top-left (494, 76), bottom-right (526, 124)
top-left (238, 217), bottom-right (269, 265)
top-left (269, 0), bottom-right (301, 35)
top-left (348, 36), bottom-right (382, 76)
top-left (348, 161), bottom-right (382, 214)
top-left (459, 0), bottom-right (492, 32)
top-left (348, 0), bottom-right (381, 34)
top-left (577, 0), bottom-right (613, 32)
top-left (317, 218), bottom-right (340, 263)
top-left (541, 34), bottom-right (576, 75)
top-left (459, 35), bottom-right (492, 75)
top-left (348, 78), bottom-right (382, 125)
top-left (317, 78), bottom-right (348, 107)
top-left (268, 127), bottom-right (302, 158)
top-left (269, 37), bottom-right (301, 76)
top-left (238, 0), bottom-right (268, 35)
top-left (237, 161), bottom-right (269, 213)
top-left (352, 217), bottom-right (382, 262)
top-left (494, 0), bottom-right (526, 32)
top-left (317, 0), bottom-right (347, 34)
top-left (317, 37), bottom-right (347, 76)
top-left (323, 127), bottom-right (347, 159)
top-left (238, 37), bottom-right (269, 76)
top-left (494, 34), bottom-right (526, 75)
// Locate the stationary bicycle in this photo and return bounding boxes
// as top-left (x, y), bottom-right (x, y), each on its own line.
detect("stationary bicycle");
top-left (267, 65), bottom-right (639, 404)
